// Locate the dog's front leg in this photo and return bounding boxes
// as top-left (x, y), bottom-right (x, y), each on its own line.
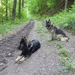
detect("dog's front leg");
top-left (18, 56), bottom-right (27, 63)
top-left (15, 56), bottom-right (23, 63)
top-left (51, 33), bottom-right (55, 40)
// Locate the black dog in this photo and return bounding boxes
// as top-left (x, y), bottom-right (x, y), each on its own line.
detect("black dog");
top-left (15, 37), bottom-right (41, 63)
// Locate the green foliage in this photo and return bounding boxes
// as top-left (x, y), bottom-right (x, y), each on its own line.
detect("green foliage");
top-left (26, 0), bottom-right (60, 16)
top-left (56, 42), bottom-right (62, 49)
top-left (0, 18), bottom-right (29, 35)
top-left (0, 0), bottom-right (74, 34)
top-left (0, 0), bottom-right (29, 22)
top-left (47, 0), bottom-right (55, 8)
top-left (58, 49), bottom-right (71, 57)
top-left (0, 5), bottom-right (5, 21)
top-left (21, 8), bottom-right (29, 19)
top-left (0, 23), bottom-right (15, 35)
top-left (0, 0), bottom-right (30, 35)
top-left (56, 41), bottom-right (75, 71)
top-left (60, 57), bottom-right (75, 70)
top-left (36, 20), bottom-right (48, 36)
top-left (57, 46), bottom-right (75, 71)
top-left (46, 4), bottom-right (75, 34)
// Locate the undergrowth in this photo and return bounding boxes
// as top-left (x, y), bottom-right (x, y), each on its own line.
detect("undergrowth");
top-left (35, 20), bottom-right (48, 36)
top-left (0, 18), bottom-right (29, 35)
top-left (44, 4), bottom-right (75, 34)
top-left (56, 41), bottom-right (75, 71)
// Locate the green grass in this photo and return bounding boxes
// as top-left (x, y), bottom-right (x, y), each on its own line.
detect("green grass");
top-left (60, 57), bottom-right (75, 71)
top-left (56, 42), bottom-right (62, 49)
top-left (0, 24), bottom-right (15, 35)
top-left (58, 49), bottom-right (71, 57)
top-left (56, 41), bottom-right (75, 71)
top-left (36, 20), bottom-right (48, 36)
top-left (58, 48), bottom-right (75, 71)
top-left (0, 18), bottom-right (29, 35)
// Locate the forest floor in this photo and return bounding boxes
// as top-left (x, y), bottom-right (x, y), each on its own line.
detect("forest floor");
top-left (0, 20), bottom-right (75, 75)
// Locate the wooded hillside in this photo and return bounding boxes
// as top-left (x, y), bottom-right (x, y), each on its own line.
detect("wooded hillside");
top-left (0, 0), bottom-right (75, 33)
top-left (0, 0), bottom-right (74, 23)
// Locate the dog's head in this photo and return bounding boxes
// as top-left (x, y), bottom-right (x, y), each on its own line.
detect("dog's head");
top-left (46, 19), bottom-right (51, 28)
top-left (46, 19), bottom-right (55, 31)
top-left (18, 37), bottom-right (28, 50)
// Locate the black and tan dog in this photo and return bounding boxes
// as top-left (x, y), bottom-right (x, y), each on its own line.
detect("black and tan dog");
top-left (46, 19), bottom-right (69, 42)
top-left (15, 37), bottom-right (41, 63)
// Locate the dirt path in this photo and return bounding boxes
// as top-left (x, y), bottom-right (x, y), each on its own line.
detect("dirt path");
top-left (0, 20), bottom-right (34, 75)
top-left (0, 20), bottom-right (75, 75)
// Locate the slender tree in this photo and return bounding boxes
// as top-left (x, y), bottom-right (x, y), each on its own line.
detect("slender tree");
top-left (18, 0), bottom-right (21, 19)
top-left (12, 0), bottom-right (17, 21)
top-left (65, 0), bottom-right (68, 10)
top-left (1, 0), bottom-right (3, 23)
top-left (22, 0), bottom-right (24, 8)
top-left (6, 0), bottom-right (8, 20)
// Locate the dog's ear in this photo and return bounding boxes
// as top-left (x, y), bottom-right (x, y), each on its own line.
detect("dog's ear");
top-left (46, 20), bottom-right (47, 22)
top-left (48, 19), bottom-right (51, 25)
top-left (49, 19), bottom-right (50, 21)
top-left (23, 37), bottom-right (27, 44)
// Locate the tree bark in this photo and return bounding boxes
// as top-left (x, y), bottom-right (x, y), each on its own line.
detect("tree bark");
top-left (6, 0), bottom-right (8, 20)
top-left (22, 0), bottom-right (24, 8)
top-left (1, 0), bottom-right (3, 23)
top-left (65, 0), bottom-right (68, 10)
top-left (12, 0), bottom-right (17, 21)
top-left (18, 0), bottom-right (21, 19)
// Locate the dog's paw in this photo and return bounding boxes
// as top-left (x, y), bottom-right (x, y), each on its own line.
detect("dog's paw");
top-left (19, 57), bottom-right (26, 62)
top-left (17, 57), bottom-right (26, 64)
top-left (15, 56), bottom-right (23, 63)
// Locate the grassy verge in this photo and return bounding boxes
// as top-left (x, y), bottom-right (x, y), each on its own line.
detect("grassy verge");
top-left (56, 41), bottom-right (75, 71)
top-left (0, 18), bottom-right (29, 35)
top-left (35, 20), bottom-right (48, 36)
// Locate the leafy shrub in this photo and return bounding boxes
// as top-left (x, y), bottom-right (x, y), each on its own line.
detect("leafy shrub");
top-left (45, 4), bottom-right (75, 34)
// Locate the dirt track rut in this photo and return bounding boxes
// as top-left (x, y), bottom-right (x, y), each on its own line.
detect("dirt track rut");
top-left (0, 20), bottom-right (34, 74)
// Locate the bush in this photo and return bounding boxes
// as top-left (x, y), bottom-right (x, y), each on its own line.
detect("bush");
top-left (45, 4), bottom-right (75, 34)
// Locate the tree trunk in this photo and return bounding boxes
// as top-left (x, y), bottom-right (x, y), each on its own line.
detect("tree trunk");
top-left (65, 0), bottom-right (68, 10)
top-left (1, 0), bottom-right (3, 23)
top-left (6, 0), bottom-right (8, 20)
top-left (18, 0), bottom-right (21, 19)
top-left (22, 0), bottom-right (24, 8)
top-left (12, 0), bottom-right (17, 21)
